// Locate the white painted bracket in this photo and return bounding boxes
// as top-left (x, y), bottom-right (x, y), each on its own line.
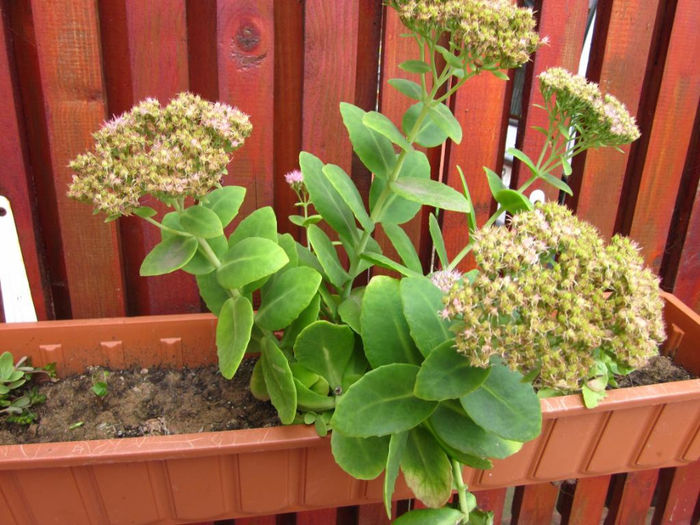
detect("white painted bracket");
top-left (0, 195), bottom-right (37, 322)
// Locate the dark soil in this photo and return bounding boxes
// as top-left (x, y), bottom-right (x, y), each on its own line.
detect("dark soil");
top-left (0, 354), bottom-right (694, 446)
top-left (615, 355), bottom-right (693, 387)
top-left (0, 358), bottom-right (279, 445)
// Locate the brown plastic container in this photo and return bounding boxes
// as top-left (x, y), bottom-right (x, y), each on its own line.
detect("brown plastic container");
top-left (0, 292), bottom-right (698, 524)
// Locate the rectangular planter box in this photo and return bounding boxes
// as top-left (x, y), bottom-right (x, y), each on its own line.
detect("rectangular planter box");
top-left (0, 292), bottom-right (697, 524)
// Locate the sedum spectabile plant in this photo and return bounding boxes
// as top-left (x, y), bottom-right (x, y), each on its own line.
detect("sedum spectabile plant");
top-left (69, 1), bottom-right (664, 523)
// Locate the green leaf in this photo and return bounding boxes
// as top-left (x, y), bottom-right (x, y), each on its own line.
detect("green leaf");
top-left (338, 287), bottom-right (364, 334)
top-left (428, 213), bottom-right (448, 269)
top-left (182, 235), bottom-right (227, 275)
top-left (331, 430), bottom-right (390, 480)
top-left (228, 206), bottom-right (277, 246)
top-left (216, 296), bottom-right (254, 379)
top-left (428, 103), bottom-right (462, 143)
top-left (300, 152), bottom-right (358, 242)
top-left (415, 342), bottom-right (489, 400)
top-left (402, 102), bottom-right (448, 147)
top-left (339, 102), bottom-right (396, 179)
top-left (494, 189), bottom-right (534, 214)
top-left (280, 293), bottom-right (321, 349)
top-left (363, 111), bottom-right (412, 151)
top-left (323, 164), bottom-right (373, 232)
top-left (294, 378), bottom-right (335, 411)
top-left (384, 431), bottom-right (408, 518)
top-left (539, 171), bottom-right (574, 195)
top-left (140, 236), bottom-right (198, 276)
top-left (582, 384), bottom-right (607, 408)
top-left (361, 276), bottom-right (423, 367)
top-left (331, 363), bottom-right (437, 437)
top-left (562, 156), bottom-right (573, 176)
top-left (390, 178), bottom-right (470, 213)
top-left (341, 344), bottom-right (369, 392)
top-left (388, 78), bottom-right (422, 100)
top-left (294, 321), bottom-right (355, 390)
top-left (401, 426), bottom-right (453, 508)
top-left (460, 364), bottom-right (541, 442)
top-left (507, 147), bottom-right (537, 174)
top-left (250, 359), bottom-right (269, 400)
top-left (370, 150), bottom-right (430, 224)
top-left (435, 45), bottom-right (464, 69)
top-left (399, 59), bottom-right (431, 73)
top-left (195, 272), bottom-right (229, 315)
top-left (261, 338), bottom-right (297, 425)
top-left (360, 252), bottom-right (421, 278)
top-left (133, 206), bottom-right (157, 219)
top-left (256, 266), bottom-right (322, 330)
top-left (179, 206), bottom-right (223, 239)
top-left (393, 508), bottom-right (465, 525)
top-left (307, 224), bottom-right (350, 289)
top-left (200, 186), bottom-right (246, 227)
top-left (381, 223), bottom-right (423, 273)
top-left (400, 277), bottom-right (452, 357)
top-left (217, 237), bottom-right (289, 290)
top-left (430, 401), bottom-right (523, 459)
top-left (484, 166), bottom-right (507, 198)
top-left (277, 233), bottom-right (299, 268)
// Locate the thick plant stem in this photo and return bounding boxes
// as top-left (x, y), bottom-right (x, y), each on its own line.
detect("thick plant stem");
top-left (452, 458), bottom-right (470, 519)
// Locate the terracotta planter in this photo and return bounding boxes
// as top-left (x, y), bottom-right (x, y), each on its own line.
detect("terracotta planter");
top-left (0, 292), bottom-right (697, 525)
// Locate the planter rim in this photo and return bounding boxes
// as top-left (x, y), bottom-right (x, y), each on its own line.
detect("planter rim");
top-left (0, 291), bottom-right (697, 472)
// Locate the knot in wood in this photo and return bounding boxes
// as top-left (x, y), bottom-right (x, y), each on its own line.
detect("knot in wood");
top-left (236, 23), bottom-right (260, 52)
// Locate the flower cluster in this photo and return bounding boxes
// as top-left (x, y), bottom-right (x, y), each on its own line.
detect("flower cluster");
top-left (539, 67), bottom-right (640, 147)
top-left (68, 92), bottom-right (252, 218)
top-left (387, 0), bottom-right (540, 70)
top-left (442, 203), bottom-right (665, 390)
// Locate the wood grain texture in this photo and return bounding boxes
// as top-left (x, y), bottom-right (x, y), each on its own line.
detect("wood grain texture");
top-left (99, 0), bottom-right (201, 316)
top-left (295, 508), bottom-right (337, 525)
top-left (605, 470), bottom-right (659, 525)
top-left (273, 0), bottom-right (304, 238)
top-left (302, 0), bottom-right (358, 169)
top-left (672, 182), bottom-right (700, 313)
top-left (572, 0), bottom-right (661, 238)
top-left (511, 0), bottom-right (588, 202)
top-left (474, 488), bottom-right (507, 524)
top-left (567, 476), bottom-right (611, 525)
top-left (626, 0), bottom-right (700, 272)
top-left (442, 72), bottom-right (510, 270)
top-left (0, 9), bottom-right (50, 319)
top-left (510, 482), bottom-right (559, 525)
top-left (217, 0), bottom-right (275, 218)
top-left (8, 0), bottom-right (125, 318)
top-left (652, 462), bottom-right (700, 524)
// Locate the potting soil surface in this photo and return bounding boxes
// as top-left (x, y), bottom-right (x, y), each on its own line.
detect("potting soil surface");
top-left (0, 355), bottom-right (693, 445)
top-left (0, 358), bottom-right (279, 445)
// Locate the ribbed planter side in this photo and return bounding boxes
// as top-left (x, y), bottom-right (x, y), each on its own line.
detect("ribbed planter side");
top-left (0, 293), bottom-right (697, 524)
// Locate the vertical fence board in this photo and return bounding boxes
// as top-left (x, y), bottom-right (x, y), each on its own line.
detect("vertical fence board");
top-left (511, 0), bottom-right (588, 202)
top-left (0, 9), bottom-right (49, 319)
top-left (99, 0), bottom-right (201, 315)
top-left (474, 488), bottom-right (507, 524)
top-left (8, 0), bottom-right (126, 319)
top-left (605, 469), bottom-right (659, 525)
top-left (273, 0), bottom-right (304, 238)
top-left (217, 0), bottom-right (275, 219)
top-left (573, 0), bottom-right (661, 238)
top-left (295, 508), bottom-right (337, 525)
top-left (567, 475), bottom-right (611, 525)
top-left (302, 1), bottom-right (358, 170)
top-left (626, 0), bottom-right (700, 272)
top-left (653, 462), bottom-right (700, 524)
top-left (672, 183), bottom-right (700, 312)
top-left (511, 482), bottom-right (559, 525)
top-left (377, 8), bottom-right (440, 268)
top-left (442, 73), bottom-right (510, 269)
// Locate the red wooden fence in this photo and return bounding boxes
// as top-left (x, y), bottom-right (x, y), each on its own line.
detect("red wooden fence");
top-left (0, 0), bottom-right (698, 522)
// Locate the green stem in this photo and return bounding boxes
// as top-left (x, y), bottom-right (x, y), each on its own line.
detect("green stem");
top-left (452, 459), bottom-right (470, 520)
top-left (142, 216), bottom-right (190, 237)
